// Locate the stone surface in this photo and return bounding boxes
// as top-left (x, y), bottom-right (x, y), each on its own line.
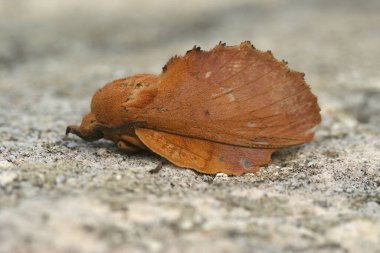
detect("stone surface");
top-left (0, 0), bottom-right (379, 252)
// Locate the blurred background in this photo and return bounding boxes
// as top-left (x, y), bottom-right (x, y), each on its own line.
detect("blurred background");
top-left (0, 1), bottom-right (379, 253)
top-left (1, 0), bottom-right (379, 127)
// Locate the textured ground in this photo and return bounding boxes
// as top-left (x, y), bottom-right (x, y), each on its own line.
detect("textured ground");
top-left (0, 0), bottom-right (380, 252)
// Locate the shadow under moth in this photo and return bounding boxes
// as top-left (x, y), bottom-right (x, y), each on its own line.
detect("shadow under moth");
top-left (66, 41), bottom-right (321, 175)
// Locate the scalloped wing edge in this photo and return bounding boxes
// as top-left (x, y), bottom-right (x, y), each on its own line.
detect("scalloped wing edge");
top-left (161, 41), bottom-right (307, 83)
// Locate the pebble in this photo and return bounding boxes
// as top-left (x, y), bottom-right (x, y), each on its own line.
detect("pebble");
top-left (135, 172), bottom-right (145, 179)
top-left (213, 173), bottom-right (229, 182)
top-left (0, 171), bottom-right (18, 186)
top-left (179, 219), bottom-right (194, 230)
top-left (96, 148), bottom-right (107, 156)
top-left (66, 142), bottom-right (78, 149)
top-left (215, 173), bottom-right (228, 178)
top-left (0, 160), bottom-right (14, 169)
top-left (55, 175), bottom-right (66, 184)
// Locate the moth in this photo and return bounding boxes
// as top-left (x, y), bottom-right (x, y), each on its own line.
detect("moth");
top-left (66, 42), bottom-right (321, 176)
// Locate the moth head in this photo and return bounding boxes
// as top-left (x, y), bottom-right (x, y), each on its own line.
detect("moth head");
top-left (66, 112), bottom-right (104, 141)
top-left (90, 79), bottom-right (131, 126)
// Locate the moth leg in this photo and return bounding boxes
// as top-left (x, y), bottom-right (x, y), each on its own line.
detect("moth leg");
top-left (116, 140), bottom-right (141, 153)
top-left (149, 158), bottom-right (168, 174)
top-left (121, 134), bottom-right (147, 149)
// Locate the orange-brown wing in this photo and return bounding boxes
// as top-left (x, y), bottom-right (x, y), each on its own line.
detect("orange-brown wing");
top-left (135, 128), bottom-right (275, 176)
top-left (125, 42), bottom-right (321, 148)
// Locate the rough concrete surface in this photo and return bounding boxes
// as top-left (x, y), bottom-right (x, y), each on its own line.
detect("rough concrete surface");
top-left (0, 0), bottom-right (379, 252)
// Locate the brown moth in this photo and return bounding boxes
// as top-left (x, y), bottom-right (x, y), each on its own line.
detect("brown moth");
top-left (66, 42), bottom-right (321, 176)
